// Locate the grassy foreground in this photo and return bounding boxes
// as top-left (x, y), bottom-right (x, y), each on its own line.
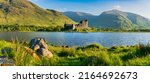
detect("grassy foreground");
top-left (0, 40), bottom-right (150, 66)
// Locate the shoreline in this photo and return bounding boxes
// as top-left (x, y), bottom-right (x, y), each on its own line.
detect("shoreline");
top-left (1, 31), bottom-right (150, 33)
top-left (1, 31), bottom-right (150, 32)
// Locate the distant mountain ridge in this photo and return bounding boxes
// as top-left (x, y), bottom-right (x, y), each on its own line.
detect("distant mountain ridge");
top-left (64, 10), bottom-right (150, 29)
top-left (0, 0), bottom-right (149, 30)
top-left (0, 0), bottom-right (74, 27)
top-left (63, 11), bottom-right (96, 22)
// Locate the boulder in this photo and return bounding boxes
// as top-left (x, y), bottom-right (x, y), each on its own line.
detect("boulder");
top-left (0, 56), bottom-right (15, 66)
top-left (0, 47), bottom-right (15, 66)
top-left (30, 37), bottom-right (48, 50)
top-left (29, 37), bottom-right (53, 58)
top-left (33, 44), bottom-right (40, 51)
top-left (37, 48), bottom-right (53, 58)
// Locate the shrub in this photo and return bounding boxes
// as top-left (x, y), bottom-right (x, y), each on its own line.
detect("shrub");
top-left (121, 50), bottom-right (137, 61)
top-left (81, 51), bottom-right (111, 66)
top-left (77, 43), bottom-right (104, 51)
top-left (136, 43), bottom-right (150, 56)
top-left (58, 48), bottom-right (76, 57)
top-left (86, 43), bottom-right (104, 49)
top-left (1, 47), bottom-right (14, 58)
top-left (121, 43), bottom-right (150, 61)
top-left (0, 40), bottom-right (13, 57)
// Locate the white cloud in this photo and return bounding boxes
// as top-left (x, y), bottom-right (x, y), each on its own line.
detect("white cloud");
top-left (113, 5), bottom-right (122, 10)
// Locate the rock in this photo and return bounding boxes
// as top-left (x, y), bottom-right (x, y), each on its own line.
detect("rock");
top-left (0, 47), bottom-right (15, 66)
top-left (29, 37), bottom-right (53, 58)
top-left (37, 48), bottom-right (53, 58)
top-left (33, 44), bottom-right (40, 51)
top-left (30, 37), bottom-right (48, 50)
top-left (0, 56), bottom-right (15, 66)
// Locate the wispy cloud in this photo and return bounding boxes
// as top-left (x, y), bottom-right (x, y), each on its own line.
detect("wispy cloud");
top-left (113, 5), bottom-right (122, 10)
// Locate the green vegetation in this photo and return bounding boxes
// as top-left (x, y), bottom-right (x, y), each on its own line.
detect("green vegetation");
top-left (0, 24), bottom-right (64, 31)
top-left (72, 27), bottom-right (150, 32)
top-left (1, 24), bottom-right (150, 32)
top-left (1, 40), bottom-right (150, 66)
top-left (0, 0), bottom-right (74, 27)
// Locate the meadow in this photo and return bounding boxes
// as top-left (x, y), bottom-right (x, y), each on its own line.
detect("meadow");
top-left (0, 40), bottom-right (150, 66)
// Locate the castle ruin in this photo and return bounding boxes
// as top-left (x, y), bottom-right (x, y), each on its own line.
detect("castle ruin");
top-left (64, 19), bottom-right (88, 30)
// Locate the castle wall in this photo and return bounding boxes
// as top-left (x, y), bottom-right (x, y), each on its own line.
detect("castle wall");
top-left (64, 19), bottom-right (88, 30)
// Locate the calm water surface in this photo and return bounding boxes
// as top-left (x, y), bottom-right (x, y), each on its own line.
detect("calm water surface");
top-left (0, 32), bottom-right (150, 47)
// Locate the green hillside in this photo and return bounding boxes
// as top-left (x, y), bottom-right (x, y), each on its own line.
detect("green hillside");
top-left (96, 10), bottom-right (133, 29)
top-left (127, 12), bottom-right (150, 28)
top-left (96, 10), bottom-right (150, 29)
top-left (0, 0), bottom-right (74, 27)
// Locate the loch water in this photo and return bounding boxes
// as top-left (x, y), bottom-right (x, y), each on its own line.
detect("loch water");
top-left (0, 32), bottom-right (150, 47)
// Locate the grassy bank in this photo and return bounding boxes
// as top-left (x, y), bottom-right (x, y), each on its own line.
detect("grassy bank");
top-left (0, 40), bottom-right (150, 66)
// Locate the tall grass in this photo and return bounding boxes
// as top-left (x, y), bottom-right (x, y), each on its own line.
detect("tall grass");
top-left (9, 40), bottom-right (41, 66)
top-left (136, 43), bottom-right (150, 56)
top-left (121, 43), bottom-right (150, 61)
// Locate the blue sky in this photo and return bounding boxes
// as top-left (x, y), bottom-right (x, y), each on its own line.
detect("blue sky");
top-left (30, 0), bottom-right (150, 19)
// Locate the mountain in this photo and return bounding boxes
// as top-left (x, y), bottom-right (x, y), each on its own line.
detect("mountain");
top-left (63, 11), bottom-right (96, 24)
top-left (63, 11), bottom-right (97, 27)
top-left (127, 12), bottom-right (150, 28)
top-left (96, 10), bottom-right (150, 29)
top-left (64, 10), bottom-right (150, 29)
top-left (0, 0), bottom-right (74, 27)
top-left (95, 10), bottom-right (133, 29)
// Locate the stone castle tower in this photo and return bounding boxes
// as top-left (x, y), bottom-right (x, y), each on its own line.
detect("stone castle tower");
top-left (77, 19), bottom-right (88, 29)
top-left (64, 19), bottom-right (88, 30)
